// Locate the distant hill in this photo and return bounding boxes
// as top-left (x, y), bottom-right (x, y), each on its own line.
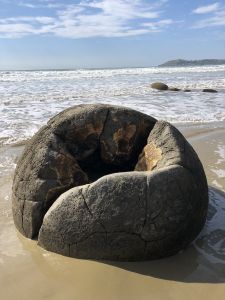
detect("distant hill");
top-left (158, 59), bottom-right (225, 67)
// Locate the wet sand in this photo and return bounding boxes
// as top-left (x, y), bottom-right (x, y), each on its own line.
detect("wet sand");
top-left (1, 122), bottom-right (225, 300)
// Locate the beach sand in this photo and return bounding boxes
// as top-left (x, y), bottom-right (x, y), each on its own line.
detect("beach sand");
top-left (0, 122), bottom-right (225, 300)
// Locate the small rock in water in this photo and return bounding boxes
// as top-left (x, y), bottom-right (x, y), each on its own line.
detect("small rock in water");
top-left (169, 87), bottom-right (181, 91)
top-left (151, 82), bottom-right (168, 90)
top-left (202, 89), bottom-right (218, 93)
top-left (184, 89), bottom-right (191, 92)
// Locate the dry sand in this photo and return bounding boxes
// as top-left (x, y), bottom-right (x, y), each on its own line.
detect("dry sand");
top-left (0, 122), bottom-right (225, 300)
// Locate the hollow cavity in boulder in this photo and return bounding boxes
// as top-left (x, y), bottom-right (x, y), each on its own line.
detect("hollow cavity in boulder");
top-left (13, 104), bottom-right (156, 239)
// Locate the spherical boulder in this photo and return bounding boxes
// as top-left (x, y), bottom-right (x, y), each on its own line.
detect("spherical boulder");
top-left (12, 104), bottom-right (208, 261)
top-left (151, 82), bottom-right (168, 91)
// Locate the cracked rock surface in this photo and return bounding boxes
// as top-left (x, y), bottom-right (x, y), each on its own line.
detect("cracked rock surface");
top-left (12, 104), bottom-right (208, 261)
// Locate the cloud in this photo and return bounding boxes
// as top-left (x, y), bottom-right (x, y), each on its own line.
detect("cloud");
top-left (81, 0), bottom-right (161, 19)
top-left (0, 16), bottom-right (55, 25)
top-left (18, 1), bottom-right (64, 9)
top-left (18, 2), bottom-right (37, 8)
top-left (193, 11), bottom-right (225, 28)
top-left (192, 2), bottom-right (225, 29)
top-left (193, 2), bottom-right (220, 14)
top-left (0, 0), bottom-right (174, 39)
top-left (142, 19), bottom-right (174, 32)
top-left (0, 23), bottom-right (35, 38)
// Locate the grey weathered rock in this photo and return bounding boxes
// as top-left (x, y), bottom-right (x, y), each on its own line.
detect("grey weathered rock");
top-left (13, 104), bottom-right (208, 261)
top-left (202, 89), bottom-right (218, 93)
top-left (168, 87), bottom-right (181, 91)
top-left (151, 82), bottom-right (168, 91)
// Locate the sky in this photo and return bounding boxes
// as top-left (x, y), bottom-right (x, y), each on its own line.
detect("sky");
top-left (0, 0), bottom-right (225, 69)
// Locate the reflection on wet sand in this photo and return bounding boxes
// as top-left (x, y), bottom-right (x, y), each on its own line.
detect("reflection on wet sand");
top-left (195, 188), bottom-right (225, 267)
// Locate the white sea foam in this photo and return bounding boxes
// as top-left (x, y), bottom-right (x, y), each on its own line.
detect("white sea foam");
top-left (0, 65), bottom-right (224, 145)
top-left (216, 144), bottom-right (225, 164)
top-left (212, 169), bottom-right (225, 178)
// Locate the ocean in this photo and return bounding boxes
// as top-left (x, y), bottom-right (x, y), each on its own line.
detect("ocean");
top-left (0, 65), bottom-right (225, 146)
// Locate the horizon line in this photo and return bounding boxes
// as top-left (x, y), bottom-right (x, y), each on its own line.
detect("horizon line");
top-left (1, 58), bottom-right (225, 72)
top-left (0, 65), bottom-right (156, 72)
